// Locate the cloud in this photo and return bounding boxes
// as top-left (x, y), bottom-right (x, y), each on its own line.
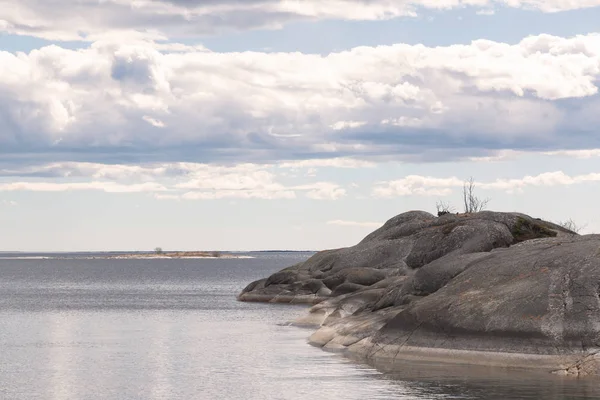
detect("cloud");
top-left (278, 158), bottom-right (375, 169)
top-left (373, 176), bottom-right (463, 197)
top-left (173, 166), bottom-right (301, 200)
top-left (0, 181), bottom-right (167, 193)
top-left (327, 220), bottom-right (381, 228)
top-left (543, 149), bottom-right (600, 159)
top-left (143, 116), bottom-right (166, 128)
top-left (175, 169), bottom-right (284, 191)
top-left (373, 171), bottom-right (600, 197)
top-left (0, 161), bottom-right (347, 200)
top-left (300, 182), bottom-right (347, 200)
top-left (0, 160), bottom-right (373, 181)
top-left (464, 148), bottom-right (600, 162)
top-left (331, 121), bottom-right (368, 130)
top-left (305, 168), bottom-right (318, 177)
top-left (480, 171), bottom-right (600, 191)
top-left (0, 162), bottom-right (189, 180)
top-left (181, 189), bottom-right (296, 200)
top-left (467, 150), bottom-right (526, 162)
top-left (154, 193), bottom-right (181, 200)
top-left (0, 1), bottom-right (414, 41)
top-left (2, 1), bottom-right (600, 41)
top-left (177, 181), bottom-right (346, 201)
top-left (0, 199), bottom-right (18, 206)
top-left (1, 34), bottom-right (600, 166)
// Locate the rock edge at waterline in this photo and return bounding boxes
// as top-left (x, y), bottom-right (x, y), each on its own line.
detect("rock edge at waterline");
top-left (238, 211), bottom-right (600, 376)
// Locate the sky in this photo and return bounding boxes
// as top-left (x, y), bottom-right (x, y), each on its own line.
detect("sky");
top-left (1, 1), bottom-right (600, 252)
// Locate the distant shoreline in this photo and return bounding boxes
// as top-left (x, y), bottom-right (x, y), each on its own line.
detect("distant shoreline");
top-left (0, 250), bottom-right (316, 255)
top-left (0, 251), bottom-right (256, 260)
top-left (106, 251), bottom-right (245, 259)
top-left (0, 250), bottom-right (316, 260)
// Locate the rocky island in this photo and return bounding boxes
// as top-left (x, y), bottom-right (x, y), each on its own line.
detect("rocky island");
top-left (106, 251), bottom-right (242, 259)
top-left (238, 211), bottom-right (600, 376)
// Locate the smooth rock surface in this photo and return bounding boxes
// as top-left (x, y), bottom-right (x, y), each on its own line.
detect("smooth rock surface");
top-left (238, 210), bottom-right (600, 376)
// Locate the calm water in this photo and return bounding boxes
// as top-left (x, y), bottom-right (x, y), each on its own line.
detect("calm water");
top-left (1, 252), bottom-right (599, 400)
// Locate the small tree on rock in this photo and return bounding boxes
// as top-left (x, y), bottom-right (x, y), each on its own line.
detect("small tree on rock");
top-left (154, 247), bottom-right (163, 254)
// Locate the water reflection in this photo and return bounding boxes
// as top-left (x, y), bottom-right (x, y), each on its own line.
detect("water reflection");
top-left (147, 314), bottom-right (172, 400)
top-left (358, 357), bottom-right (600, 400)
top-left (49, 313), bottom-right (76, 400)
top-left (1, 255), bottom-right (600, 400)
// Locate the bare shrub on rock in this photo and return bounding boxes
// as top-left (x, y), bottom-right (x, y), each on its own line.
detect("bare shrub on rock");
top-left (436, 201), bottom-right (455, 217)
top-left (557, 219), bottom-right (586, 235)
top-left (462, 177), bottom-right (490, 213)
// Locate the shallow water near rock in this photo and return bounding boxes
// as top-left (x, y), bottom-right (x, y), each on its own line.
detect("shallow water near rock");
top-left (1, 252), bottom-right (599, 400)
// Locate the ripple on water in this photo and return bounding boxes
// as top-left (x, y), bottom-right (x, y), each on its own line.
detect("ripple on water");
top-left (1, 254), bottom-right (600, 399)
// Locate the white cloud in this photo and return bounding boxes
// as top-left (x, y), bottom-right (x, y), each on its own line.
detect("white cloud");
top-left (176, 169), bottom-right (285, 191)
top-left (305, 168), bottom-right (318, 177)
top-left (381, 117), bottom-right (423, 127)
top-left (2, 1), bottom-right (600, 42)
top-left (0, 1), bottom-right (415, 41)
top-left (0, 200), bottom-right (18, 206)
top-left (373, 171), bottom-right (600, 197)
top-left (330, 120), bottom-right (368, 130)
top-left (0, 181), bottom-right (167, 193)
top-left (153, 193), bottom-right (181, 200)
top-left (0, 161), bottom-right (348, 201)
top-left (0, 162), bottom-right (289, 183)
top-left (0, 162), bottom-right (181, 181)
top-left (327, 220), bottom-right (381, 228)
top-left (0, 161), bottom-right (350, 201)
top-left (543, 149), bottom-right (600, 159)
top-left (174, 167), bottom-right (303, 200)
top-left (152, 42), bottom-right (209, 53)
top-left (513, 0), bottom-right (600, 12)
top-left (464, 148), bottom-right (600, 162)
top-left (181, 190), bottom-right (296, 200)
top-left (1, 34), bottom-right (600, 163)
top-left (373, 176), bottom-right (462, 198)
top-left (476, 9), bottom-right (496, 15)
top-left (176, 181), bottom-right (347, 201)
top-left (481, 171), bottom-right (600, 191)
top-left (299, 182), bottom-right (347, 200)
top-left (143, 116), bottom-right (166, 128)
top-left (468, 150), bottom-right (526, 162)
top-left (279, 158), bottom-right (376, 169)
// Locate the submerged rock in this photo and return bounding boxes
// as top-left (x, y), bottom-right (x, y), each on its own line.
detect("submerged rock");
top-left (237, 211), bottom-right (600, 376)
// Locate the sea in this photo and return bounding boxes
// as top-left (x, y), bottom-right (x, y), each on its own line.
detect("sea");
top-left (1, 251), bottom-right (599, 400)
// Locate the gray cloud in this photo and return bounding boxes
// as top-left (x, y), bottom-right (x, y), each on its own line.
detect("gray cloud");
top-left (3, 0), bottom-right (600, 41)
top-left (0, 0), bottom-right (403, 40)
